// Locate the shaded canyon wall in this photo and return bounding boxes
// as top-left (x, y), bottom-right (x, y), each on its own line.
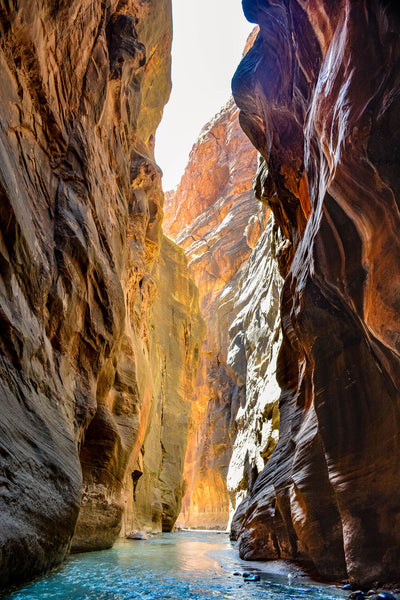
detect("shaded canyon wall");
top-left (0, 0), bottom-right (202, 589)
top-left (231, 0), bottom-right (400, 586)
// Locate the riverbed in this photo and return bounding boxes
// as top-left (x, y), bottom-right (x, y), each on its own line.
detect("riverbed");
top-left (5, 531), bottom-right (348, 600)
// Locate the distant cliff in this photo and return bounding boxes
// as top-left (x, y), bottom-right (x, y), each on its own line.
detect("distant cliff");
top-left (164, 97), bottom-right (283, 529)
top-left (231, 0), bottom-right (400, 586)
top-left (0, 0), bottom-right (203, 589)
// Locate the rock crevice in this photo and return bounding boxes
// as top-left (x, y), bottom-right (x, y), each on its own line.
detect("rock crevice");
top-left (164, 96), bottom-right (283, 530)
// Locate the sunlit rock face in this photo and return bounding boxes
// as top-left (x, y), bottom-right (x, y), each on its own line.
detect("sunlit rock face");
top-left (232, 0), bottom-right (400, 585)
top-left (0, 0), bottom-right (202, 589)
top-left (226, 216), bottom-right (282, 525)
top-left (121, 235), bottom-right (204, 535)
top-left (164, 98), bottom-right (273, 529)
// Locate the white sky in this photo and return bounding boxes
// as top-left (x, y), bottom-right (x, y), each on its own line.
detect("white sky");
top-left (155, 0), bottom-right (253, 192)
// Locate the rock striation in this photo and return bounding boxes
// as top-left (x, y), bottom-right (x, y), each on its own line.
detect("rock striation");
top-left (0, 0), bottom-right (202, 589)
top-left (231, 0), bottom-right (400, 586)
top-left (164, 97), bottom-right (283, 529)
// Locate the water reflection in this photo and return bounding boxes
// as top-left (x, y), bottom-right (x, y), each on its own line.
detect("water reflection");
top-left (5, 531), bottom-right (348, 600)
top-left (176, 539), bottom-right (223, 572)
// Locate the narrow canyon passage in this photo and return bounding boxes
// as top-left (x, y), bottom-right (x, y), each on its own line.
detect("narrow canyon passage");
top-left (0, 0), bottom-right (400, 598)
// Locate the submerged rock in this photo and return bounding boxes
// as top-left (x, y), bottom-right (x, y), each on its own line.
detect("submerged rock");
top-left (349, 592), bottom-right (366, 600)
top-left (127, 530), bottom-right (148, 540)
top-left (243, 574), bottom-right (260, 582)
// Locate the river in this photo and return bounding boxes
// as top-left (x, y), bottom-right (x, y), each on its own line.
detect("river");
top-left (5, 531), bottom-right (348, 600)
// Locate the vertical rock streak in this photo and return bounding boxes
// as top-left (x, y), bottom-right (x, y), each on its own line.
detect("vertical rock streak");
top-left (232, 0), bottom-right (400, 585)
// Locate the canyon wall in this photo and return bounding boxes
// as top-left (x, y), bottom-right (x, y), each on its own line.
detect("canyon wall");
top-left (121, 235), bottom-right (204, 535)
top-left (0, 0), bottom-right (202, 589)
top-left (231, 0), bottom-right (400, 586)
top-left (226, 216), bottom-right (282, 523)
top-left (164, 97), bottom-right (283, 529)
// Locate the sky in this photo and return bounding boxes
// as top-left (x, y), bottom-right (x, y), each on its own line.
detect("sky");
top-left (155, 0), bottom-right (254, 192)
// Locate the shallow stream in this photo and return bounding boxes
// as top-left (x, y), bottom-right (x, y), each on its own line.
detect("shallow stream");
top-left (5, 531), bottom-right (349, 600)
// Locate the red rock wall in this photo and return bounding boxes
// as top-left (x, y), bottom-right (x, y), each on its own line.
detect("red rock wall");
top-left (0, 0), bottom-right (202, 589)
top-left (164, 98), bottom-right (269, 529)
top-left (231, 0), bottom-right (400, 586)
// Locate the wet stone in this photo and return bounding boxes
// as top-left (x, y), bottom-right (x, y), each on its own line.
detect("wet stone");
top-left (243, 574), bottom-right (260, 582)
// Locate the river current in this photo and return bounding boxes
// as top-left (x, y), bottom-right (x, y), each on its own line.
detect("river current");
top-left (5, 531), bottom-right (348, 600)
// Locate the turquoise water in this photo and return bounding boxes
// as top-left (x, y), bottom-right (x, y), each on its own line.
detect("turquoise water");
top-left (5, 531), bottom-right (348, 600)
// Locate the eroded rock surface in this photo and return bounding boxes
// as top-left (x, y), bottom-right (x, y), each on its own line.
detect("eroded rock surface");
top-left (164, 98), bottom-right (276, 529)
top-left (232, 0), bottom-right (400, 585)
top-left (226, 216), bottom-right (282, 524)
top-left (0, 0), bottom-right (200, 589)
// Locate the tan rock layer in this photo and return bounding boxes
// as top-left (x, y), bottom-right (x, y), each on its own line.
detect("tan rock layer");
top-left (0, 0), bottom-right (201, 589)
top-left (231, 0), bottom-right (400, 586)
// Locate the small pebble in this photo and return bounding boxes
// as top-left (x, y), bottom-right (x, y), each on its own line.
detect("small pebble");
top-left (242, 572), bottom-right (250, 578)
top-left (233, 572), bottom-right (241, 576)
top-left (342, 584), bottom-right (353, 590)
top-left (378, 593), bottom-right (397, 600)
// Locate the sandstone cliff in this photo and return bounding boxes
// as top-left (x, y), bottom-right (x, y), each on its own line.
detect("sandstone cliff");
top-left (0, 0), bottom-right (202, 589)
top-left (164, 97), bottom-right (281, 529)
top-left (231, 0), bottom-right (400, 586)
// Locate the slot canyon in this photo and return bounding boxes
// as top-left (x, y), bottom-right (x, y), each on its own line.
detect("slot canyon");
top-left (0, 0), bottom-right (400, 596)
